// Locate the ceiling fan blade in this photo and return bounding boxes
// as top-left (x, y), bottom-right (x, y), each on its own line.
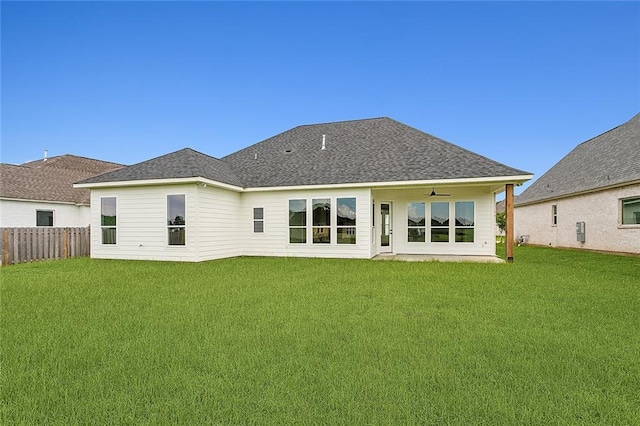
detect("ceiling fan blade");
top-left (428, 188), bottom-right (450, 197)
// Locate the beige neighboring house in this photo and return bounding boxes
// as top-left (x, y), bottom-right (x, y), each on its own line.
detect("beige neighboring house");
top-left (0, 154), bottom-right (123, 228)
top-left (515, 113), bottom-right (640, 254)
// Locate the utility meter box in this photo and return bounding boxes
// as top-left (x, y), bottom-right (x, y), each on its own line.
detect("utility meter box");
top-left (576, 221), bottom-right (586, 242)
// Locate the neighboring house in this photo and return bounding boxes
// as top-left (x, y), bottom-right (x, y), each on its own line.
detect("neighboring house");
top-left (76, 118), bottom-right (532, 262)
top-left (0, 154), bottom-right (123, 227)
top-left (515, 113), bottom-right (640, 254)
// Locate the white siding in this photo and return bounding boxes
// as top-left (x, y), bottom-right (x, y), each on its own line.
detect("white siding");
top-left (196, 185), bottom-right (242, 261)
top-left (0, 199), bottom-right (90, 227)
top-left (88, 183), bottom-right (504, 262)
top-left (241, 188), bottom-right (373, 259)
top-left (372, 187), bottom-right (497, 256)
top-left (515, 183), bottom-right (640, 254)
top-left (90, 185), bottom-right (200, 261)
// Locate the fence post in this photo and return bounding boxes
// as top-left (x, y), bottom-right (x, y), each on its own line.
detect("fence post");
top-left (3, 229), bottom-right (8, 266)
top-left (62, 229), bottom-right (69, 259)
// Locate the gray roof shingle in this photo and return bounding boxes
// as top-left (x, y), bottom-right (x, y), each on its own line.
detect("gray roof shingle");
top-left (516, 113), bottom-right (640, 206)
top-left (79, 118), bottom-right (531, 188)
top-left (224, 117), bottom-right (530, 187)
top-left (1, 155), bottom-right (123, 204)
top-left (79, 148), bottom-right (244, 187)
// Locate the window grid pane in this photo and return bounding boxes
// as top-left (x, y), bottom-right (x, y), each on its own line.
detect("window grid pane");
top-left (337, 227), bottom-right (356, 244)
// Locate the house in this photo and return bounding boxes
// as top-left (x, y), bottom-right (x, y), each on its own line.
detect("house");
top-left (515, 113), bottom-right (640, 254)
top-left (76, 118), bottom-right (532, 262)
top-left (0, 154), bottom-right (123, 228)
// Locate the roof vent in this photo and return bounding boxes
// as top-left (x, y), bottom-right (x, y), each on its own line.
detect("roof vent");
top-left (43, 149), bottom-right (48, 162)
top-left (284, 149), bottom-right (293, 154)
top-left (321, 134), bottom-right (326, 150)
top-left (254, 153), bottom-right (258, 160)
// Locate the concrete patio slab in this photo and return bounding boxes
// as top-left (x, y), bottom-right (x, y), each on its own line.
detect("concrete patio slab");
top-left (372, 254), bottom-right (504, 263)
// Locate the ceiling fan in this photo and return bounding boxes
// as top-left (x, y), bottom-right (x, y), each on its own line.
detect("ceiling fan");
top-left (428, 188), bottom-right (450, 197)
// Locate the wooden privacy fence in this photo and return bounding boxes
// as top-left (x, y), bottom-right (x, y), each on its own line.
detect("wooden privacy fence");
top-left (1, 227), bottom-right (90, 266)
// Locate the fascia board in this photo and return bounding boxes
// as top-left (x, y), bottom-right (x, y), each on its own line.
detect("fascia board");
top-left (74, 177), bottom-right (244, 192)
top-left (243, 175), bottom-right (534, 193)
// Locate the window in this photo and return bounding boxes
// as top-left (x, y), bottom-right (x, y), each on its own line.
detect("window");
top-left (101, 197), bottom-right (117, 244)
top-left (552, 204), bottom-right (558, 226)
top-left (167, 195), bottom-right (186, 246)
top-left (253, 207), bottom-right (264, 233)
top-left (407, 202), bottom-right (425, 242)
top-left (312, 198), bottom-right (331, 243)
top-left (289, 199), bottom-right (306, 243)
top-left (455, 201), bottom-right (475, 242)
top-left (621, 197), bottom-right (640, 225)
top-left (431, 202), bottom-right (449, 242)
top-left (36, 210), bottom-right (53, 227)
top-left (337, 198), bottom-right (356, 244)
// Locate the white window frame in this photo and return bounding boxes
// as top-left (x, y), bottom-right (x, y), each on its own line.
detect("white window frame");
top-left (552, 204), bottom-right (558, 226)
top-left (430, 201), bottom-right (450, 243)
top-left (288, 199), bottom-right (307, 244)
top-left (100, 197), bottom-right (117, 245)
top-left (454, 201), bottom-right (475, 243)
top-left (253, 207), bottom-right (264, 233)
top-left (167, 194), bottom-right (186, 246)
top-left (336, 197), bottom-right (357, 245)
top-left (407, 202), bottom-right (426, 243)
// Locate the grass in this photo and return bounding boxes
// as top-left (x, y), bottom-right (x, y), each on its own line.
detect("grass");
top-left (1, 246), bottom-right (639, 424)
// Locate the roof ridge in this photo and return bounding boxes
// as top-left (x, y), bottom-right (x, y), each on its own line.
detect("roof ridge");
top-left (574, 112), bottom-right (640, 148)
top-left (296, 116), bottom-right (391, 128)
top-left (22, 153), bottom-right (124, 167)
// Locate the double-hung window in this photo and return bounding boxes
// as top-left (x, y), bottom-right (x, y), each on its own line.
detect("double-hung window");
top-left (289, 199), bottom-right (307, 243)
top-left (253, 208), bottom-right (264, 233)
top-left (101, 197), bottom-right (117, 244)
top-left (337, 197), bottom-right (356, 244)
top-left (455, 201), bottom-right (475, 242)
top-left (430, 202), bottom-right (449, 242)
top-left (167, 194), bottom-right (186, 246)
top-left (312, 198), bottom-right (331, 243)
top-left (552, 205), bottom-right (558, 226)
top-left (407, 202), bottom-right (426, 242)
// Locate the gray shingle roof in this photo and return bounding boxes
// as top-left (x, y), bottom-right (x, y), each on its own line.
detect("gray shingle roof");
top-left (79, 148), bottom-right (244, 187)
top-left (516, 113), bottom-right (640, 206)
top-left (223, 117), bottom-right (529, 187)
top-left (79, 118), bottom-right (531, 188)
top-left (1, 155), bottom-right (123, 204)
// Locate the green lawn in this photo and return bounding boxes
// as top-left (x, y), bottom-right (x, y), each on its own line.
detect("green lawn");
top-left (2, 246), bottom-right (639, 424)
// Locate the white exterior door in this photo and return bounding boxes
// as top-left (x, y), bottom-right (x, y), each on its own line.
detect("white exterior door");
top-left (380, 202), bottom-right (392, 253)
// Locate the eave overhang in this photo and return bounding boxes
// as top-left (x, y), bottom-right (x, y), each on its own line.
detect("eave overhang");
top-left (75, 174), bottom-right (533, 193)
top-left (514, 179), bottom-right (640, 207)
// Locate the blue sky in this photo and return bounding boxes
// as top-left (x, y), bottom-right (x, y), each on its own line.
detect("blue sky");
top-left (2, 1), bottom-right (639, 195)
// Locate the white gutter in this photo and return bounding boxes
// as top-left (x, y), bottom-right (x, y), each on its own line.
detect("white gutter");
top-left (74, 177), bottom-right (245, 192)
top-left (0, 197), bottom-right (89, 206)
